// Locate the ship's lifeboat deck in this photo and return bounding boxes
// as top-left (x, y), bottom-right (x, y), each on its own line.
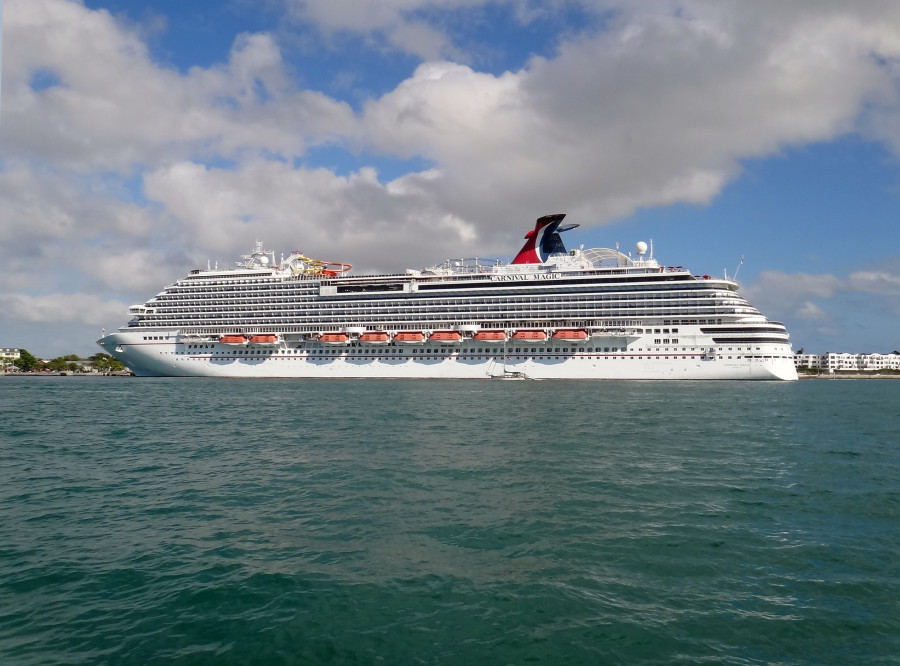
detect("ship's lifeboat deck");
top-left (474, 330), bottom-right (508, 343)
top-left (512, 330), bottom-right (547, 341)
top-left (552, 329), bottom-right (588, 341)
top-left (319, 333), bottom-right (349, 345)
top-left (429, 331), bottom-right (463, 344)
top-left (394, 332), bottom-right (426, 344)
top-left (360, 331), bottom-right (390, 344)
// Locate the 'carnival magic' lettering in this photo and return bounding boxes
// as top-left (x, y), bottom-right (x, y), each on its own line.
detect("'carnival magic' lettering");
top-left (490, 273), bottom-right (563, 282)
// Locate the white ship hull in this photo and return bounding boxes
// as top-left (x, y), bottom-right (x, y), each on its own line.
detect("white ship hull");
top-left (98, 331), bottom-right (797, 380)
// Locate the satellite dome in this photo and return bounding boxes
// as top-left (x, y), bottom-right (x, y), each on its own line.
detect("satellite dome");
top-left (635, 241), bottom-right (648, 256)
top-left (259, 255), bottom-right (269, 264)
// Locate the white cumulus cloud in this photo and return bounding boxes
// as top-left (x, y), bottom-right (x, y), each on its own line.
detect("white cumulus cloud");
top-left (0, 293), bottom-right (131, 326)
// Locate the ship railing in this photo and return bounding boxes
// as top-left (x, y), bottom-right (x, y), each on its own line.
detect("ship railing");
top-left (421, 257), bottom-right (504, 275)
top-left (491, 264), bottom-right (542, 275)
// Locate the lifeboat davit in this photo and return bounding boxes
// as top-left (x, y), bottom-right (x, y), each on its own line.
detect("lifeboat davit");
top-left (220, 334), bottom-right (248, 345)
top-left (429, 330), bottom-right (462, 344)
top-left (474, 330), bottom-right (508, 343)
top-left (394, 332), bottom-right (426, 344)
top-left (249, 334), bottom-right (279, 345)
top-left (512, 330), bottom-right (547, 341)
top-left (360, 331), bottom-right (390, 344)
top-left (552, 329), bottom-right (588, 341)
top-left (319, 332), bottom-right (349, 345)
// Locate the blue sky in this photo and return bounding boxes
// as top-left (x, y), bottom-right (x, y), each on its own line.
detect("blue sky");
top-left (2, 0), bottom-right (900, 357)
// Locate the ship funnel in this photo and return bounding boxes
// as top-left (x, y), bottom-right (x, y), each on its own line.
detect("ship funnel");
top-left (511, 213), bottom-right (580, 264)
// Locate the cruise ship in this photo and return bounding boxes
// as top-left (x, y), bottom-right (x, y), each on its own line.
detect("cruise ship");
top-left (97, 214), bottom-right (798, 380)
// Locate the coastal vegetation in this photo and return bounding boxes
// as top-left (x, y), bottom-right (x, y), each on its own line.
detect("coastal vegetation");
top-left (12, 349), bottom-right (40, 371)
top-left (8, 351), bottom-right (126, 374)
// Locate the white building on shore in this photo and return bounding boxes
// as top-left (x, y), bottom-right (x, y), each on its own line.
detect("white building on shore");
top-left (794, 352), bottom-right (900, 372)
top-left (1, 348), bottom-right (21, 369)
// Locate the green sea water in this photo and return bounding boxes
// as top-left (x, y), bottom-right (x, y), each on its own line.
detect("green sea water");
top-left (1, 377), bottom-right (898, 665)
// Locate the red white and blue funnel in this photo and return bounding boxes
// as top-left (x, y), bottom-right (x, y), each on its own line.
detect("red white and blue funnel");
top-left (511, 213), bottom-right (579, 264)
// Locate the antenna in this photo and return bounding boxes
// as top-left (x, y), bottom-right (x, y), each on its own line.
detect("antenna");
top-left (733, 255), bottom-right (744, 281)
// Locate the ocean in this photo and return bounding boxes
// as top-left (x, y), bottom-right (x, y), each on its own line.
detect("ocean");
top-left (1, 377), bottom-right (898, 665)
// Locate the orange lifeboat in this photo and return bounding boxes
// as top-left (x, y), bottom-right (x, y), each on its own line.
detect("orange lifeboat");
top-left (429, 330), bottom-right (462, 344)
top-left (220, 334), bottom-right (248, 345)
top-left (474, 330), bottom-right (507, 343)
top-left (552, 329), bottom-right (588, 341)
top-left (512, 330), bottom-right (547, 341)
top-left (394, 332), bottom-right (426, 344)
top-left (249, 334), bottom-right (279, 345)
top-left (319, 332), bottom-right (349, 345)
top-left (360, 331), bottom-right (390, 344)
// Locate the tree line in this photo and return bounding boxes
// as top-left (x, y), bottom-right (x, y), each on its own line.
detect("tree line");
top-left (7, 350), bottom-right (126, 373)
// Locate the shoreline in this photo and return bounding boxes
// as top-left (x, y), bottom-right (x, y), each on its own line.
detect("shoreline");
top-left (4, 371), bottom-right (899, 380)
top-left (1, 372), bottom-right (133, 377)
top-left (799, 373), bottom-right (900, 379)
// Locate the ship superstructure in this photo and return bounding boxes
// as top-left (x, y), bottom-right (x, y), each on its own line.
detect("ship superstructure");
top-left (97, 214), bottom-right (797, 379)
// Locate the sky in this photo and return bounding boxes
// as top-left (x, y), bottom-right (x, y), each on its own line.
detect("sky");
top-left (1, 0), bottom-right (899, 358)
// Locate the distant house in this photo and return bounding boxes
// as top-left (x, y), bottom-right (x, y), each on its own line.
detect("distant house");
top-left (1, 348), bottom-right (21, 369)
top-left (794, 351), bottom-right (900, 372)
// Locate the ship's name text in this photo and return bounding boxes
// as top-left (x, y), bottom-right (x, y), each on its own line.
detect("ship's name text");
top-left (490, 273), bottom-right (563, 282)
